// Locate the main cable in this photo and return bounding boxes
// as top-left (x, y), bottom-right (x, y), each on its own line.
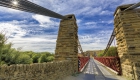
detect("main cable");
top-left (0, 0), bottom-right (66, 19)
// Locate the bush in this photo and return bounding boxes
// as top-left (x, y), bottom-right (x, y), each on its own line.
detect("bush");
top-left (38, 54), bottom-right (47, 63)
top-left (46, 56), bottom-right (54, 62)
top-left (16, 54), bottom-right (33, 64)
top-left (32, 54), bottom-right (41, 63)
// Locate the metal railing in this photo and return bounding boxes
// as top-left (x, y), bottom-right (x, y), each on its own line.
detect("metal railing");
top-left (94, 57), bottom-right (122, 75)
top-left (78, 57), bottom-right (90, 72)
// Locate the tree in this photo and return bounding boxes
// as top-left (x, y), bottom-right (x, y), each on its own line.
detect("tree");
top-left (16, 54), bottom-right (33, 64)
top-left (46, 56), bottom-right (54, 62)
top-left (7, 48), bottom-right (19, 65)
top-left (96, 46), bottom-right (118, 57)
top-left (1, 43), bottom-right (13, 61)
top-left (0, 33), bottom-right (7, 65)
top-left (105, 46), bottom-right (118, 57)
top-left (38, 52), bottom-right (55, 63)
top-left (32, 54), bottom-right (41, 63)
top-left (97, 50), bottom-right (104, 57)
top-left (38, 54), bottom-right (47, 63)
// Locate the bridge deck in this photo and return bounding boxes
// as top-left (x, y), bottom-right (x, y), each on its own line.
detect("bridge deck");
top-left (64, 58), bottom-right (127, 80)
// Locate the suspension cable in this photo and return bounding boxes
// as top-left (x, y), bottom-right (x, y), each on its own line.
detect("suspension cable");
top-left (0, 0), bottom-right (66, 19)
top-left (78, 39), bottom-right (84, 56)
top-left (102, 29), bottom-right (115, 56)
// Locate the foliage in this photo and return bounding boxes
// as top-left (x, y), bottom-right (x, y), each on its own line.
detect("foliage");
top-left (104, 46), bottom-right (118, 57)
top-left (0, 33), bottom-right (7, 65)
top-left (16, 54), bottom-right (33, 64)
top-left (32, 54), bottom-right (41, 63)
top-left (46, 56), bottom-right (55, 62)
top-left (97, 50), bottom-right (104, 57)
top-left (97, 46), bottom-right (118, 57)
top-left (0, 33), bottom-right (54, 66)
top-left (38, 54), bottom-right (47, 63)
top-left (38, 52), bottom-right (55, 63)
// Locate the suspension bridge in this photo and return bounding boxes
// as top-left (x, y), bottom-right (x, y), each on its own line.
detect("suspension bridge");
top-left (0, 0), bottom-right (140, 80)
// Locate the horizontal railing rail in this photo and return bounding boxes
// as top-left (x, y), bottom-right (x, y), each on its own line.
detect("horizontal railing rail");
top-left (94, 57), bottom-right (122, 75)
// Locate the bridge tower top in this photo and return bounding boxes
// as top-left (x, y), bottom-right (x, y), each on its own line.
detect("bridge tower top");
top-left (63, 14), bottom-right (77, 20)
top-left (114, 4), bottom-right (133, 13)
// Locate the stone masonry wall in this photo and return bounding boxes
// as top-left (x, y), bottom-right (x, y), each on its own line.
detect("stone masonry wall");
top-left (0, 60), bottom-right (74, 80)
top-left (55, 14), bottom-right (78, 73)
top-left (114, 4), bottom-right (140, 80)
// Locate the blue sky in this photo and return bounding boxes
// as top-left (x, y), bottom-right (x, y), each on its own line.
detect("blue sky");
top-left (0, 0), bottom-right (139, 53)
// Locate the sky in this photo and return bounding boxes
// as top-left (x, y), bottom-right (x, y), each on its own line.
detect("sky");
top-left (0, 0), bottom-right (139, 53)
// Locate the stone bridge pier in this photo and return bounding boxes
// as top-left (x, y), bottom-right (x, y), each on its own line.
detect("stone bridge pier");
top-left (114, 4), bottom-right (140, 80)
top-left (55, 14), bottom-right (78, 73)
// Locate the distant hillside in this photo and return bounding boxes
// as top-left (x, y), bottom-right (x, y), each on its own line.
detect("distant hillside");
top-left (86, 46), bottom-right (118, 57)
top-left (86, 50), bottom-right (103, 57)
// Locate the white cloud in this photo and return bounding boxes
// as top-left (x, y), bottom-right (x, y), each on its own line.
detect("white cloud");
top-left (85, 7), bottom-right (102, 15)
top-left (101, 20), bottom-right (113, 24)
top-left (0, 20), bottom-right (58, 52)
top-left (85, 22), bottom-right (97, 25)
top-left (100, 10), bottom-right (113, 15)
top-left (32, 14), bottom-right (59, 27)
top-left (121, 0), bottom-right (139, 4)
top-left (32, 15), bottom-right (51, 24)
top-left (9, 36), bottom-right (57, 52)
top-left (84, 20), bottom-right (113, 27)
top-left (0, 22), bottom-right (26, 38)
top-left (79, 30), bottom-right (112, 51)
top-left (77, 19), bottom-right (82, 24)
